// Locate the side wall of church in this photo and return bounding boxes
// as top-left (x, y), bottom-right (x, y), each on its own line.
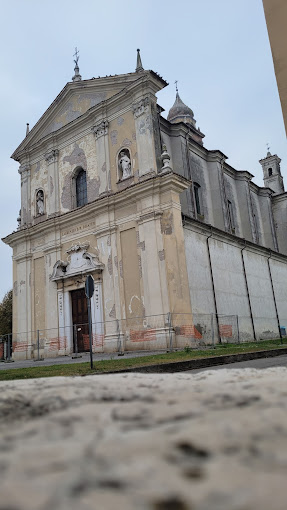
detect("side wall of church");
top-left (162, 125), bottom-right (281, 254)
top-left (272, 193), bottom-right (287, 255)
top-left (184, 221), bottom-right (287, 342)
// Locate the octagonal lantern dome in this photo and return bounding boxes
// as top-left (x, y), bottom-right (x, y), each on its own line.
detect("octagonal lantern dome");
top-left (167, 92), bottom-right (196, 127)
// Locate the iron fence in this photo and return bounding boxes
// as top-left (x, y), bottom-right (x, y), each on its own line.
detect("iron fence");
top-left (3, 312), bottom-right (286, 361)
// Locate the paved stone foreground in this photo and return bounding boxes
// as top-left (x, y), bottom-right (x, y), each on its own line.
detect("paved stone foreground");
top-left (0, 368), bottom-right (287, 510)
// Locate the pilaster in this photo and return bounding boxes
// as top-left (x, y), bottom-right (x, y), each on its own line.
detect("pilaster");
top-left (12, 253), bottom-right (33, 359)
top-left (91, 277), bottom-right (105, 352)
top-left (45, 149), bottom-right (59, 215)
top-left (137, 212), bottom-right (169, 317)
top-left (132, 97), bottom-right (158, 177)
top-left (18, 163), bottom-right (31, 226)
top-left (92, 120), bottom-right (111, 194)
top-left (95, 225), bottom-right (120, 350)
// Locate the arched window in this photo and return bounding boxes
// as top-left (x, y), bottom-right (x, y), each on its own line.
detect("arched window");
top-left (268, 167), bottom-right (273, 176)
top-left (75, 169), bottom-right (87, 207)
top-left (193, 182), bottom-right (201, 215)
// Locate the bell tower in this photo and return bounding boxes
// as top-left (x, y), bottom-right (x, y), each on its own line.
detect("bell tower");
top-left (259, 150), bottom-right (285, 194)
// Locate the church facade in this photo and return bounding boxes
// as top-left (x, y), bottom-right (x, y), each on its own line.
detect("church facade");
top-left (3, 52), bottom-right (287, 359)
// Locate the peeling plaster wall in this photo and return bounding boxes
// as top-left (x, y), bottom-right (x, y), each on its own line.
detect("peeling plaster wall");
top-left (234, 179), bottom-right (255, 242)
top-left (30, 160), bottom-right (48, 218)
top-left (60, 134), bottom-right (98, 212)
top-left (159, 192), bottom-right (192, 316)
top-left (184, 224), bottom-right (287, 341)
top-left (189, 151), bottom-right (213, 223)
top-left (12, 260), bottom-right (18, 335)
top-left (256, 193), bottom-right (277, 250)
top-left (272, 195), bottom-right (287, 255)
top-left (163, 123), bottom-right (283, 254)
top-left (34, 257), bottom-right (46, 333)
top-left (109, 111), bottom-right (138, 189)
top-left (40, 91), bottom-right (118, 139)
top-left (120, 228), bottom-right (143, 319)
top-left (250, 190), bottom-right (264, 245)
top-left (223, 173), bottom-right (242, 236)
top-left (9, 172), bottom-right (193, 358)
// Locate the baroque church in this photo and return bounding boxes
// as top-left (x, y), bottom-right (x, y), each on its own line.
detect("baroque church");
top-left (3, 50), bottom-right (287, 359)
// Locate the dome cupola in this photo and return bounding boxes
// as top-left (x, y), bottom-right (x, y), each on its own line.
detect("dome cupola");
top-left (167, 91), bottom-right (196, 127)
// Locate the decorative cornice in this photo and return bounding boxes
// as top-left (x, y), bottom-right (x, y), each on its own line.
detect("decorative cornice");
top-left (182, 214), bottom-right (287, 263)
top-left (137, 210), bottom-right (163, 224)
top-left (132, 97), bottom-right (149, 118)
top-left (92, 120), bottom-right (109, 139)
top-left (12, 253), bottom-right (33, 262)
top-left (45, 149), bottom-right (59, 165)
top-left (272, 192), bottom-right (287, 203)
top-left (3, 173), bottom-right (190, 247)
top-left (94, 225), bottom-right (118, 238)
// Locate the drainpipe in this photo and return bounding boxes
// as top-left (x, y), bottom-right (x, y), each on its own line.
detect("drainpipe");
top-left (267, 251), bottom-right (282, 344)
top-left (241, 242), bottom-right (256, 340)
top-left (206, 230), bottom-right (221, 343)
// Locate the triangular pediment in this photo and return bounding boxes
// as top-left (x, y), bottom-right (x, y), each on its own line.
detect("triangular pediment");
top-left (12, 71), bottom-right (166, 160)
top-left (41, 87), bottom-right (108, 138)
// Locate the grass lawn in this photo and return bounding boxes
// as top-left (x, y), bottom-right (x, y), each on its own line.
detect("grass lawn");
top-left (0, 338), bottom-right (286, 381)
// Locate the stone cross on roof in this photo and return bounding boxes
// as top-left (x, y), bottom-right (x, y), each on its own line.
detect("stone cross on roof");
top-left (73, 47), bottom-right (79, 66)
top-left (72, 47), bottom-right (82, 82)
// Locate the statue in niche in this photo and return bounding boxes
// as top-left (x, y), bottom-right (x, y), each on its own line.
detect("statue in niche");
top-left (118, 149), bottom-right (132, 180)
top-left (36, 190), bottom-right (44, 216)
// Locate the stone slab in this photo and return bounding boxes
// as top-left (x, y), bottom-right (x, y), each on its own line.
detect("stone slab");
top-left (1, 368), bottom-right (287, 509)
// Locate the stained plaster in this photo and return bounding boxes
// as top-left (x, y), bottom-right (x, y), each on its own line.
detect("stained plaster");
top-left (224, 175), bottom-right (241, 234)
top-left (109, 112), bottom-right (139, 191)
top-left (151, 102), bottom-right (162, 172)
top-left (189, 152), bottom-right (209, 221)
top-left (160, 211), bottom-right (174, 235)
top-left (31, 160), bottom-right (48, 205)
top-left (41, 92), bottom-right (107, 139)
top-left (60, 135), bottom-right (99, 212)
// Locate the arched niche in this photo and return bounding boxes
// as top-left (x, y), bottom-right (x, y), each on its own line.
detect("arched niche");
top-left (117, 148), bottom-right (132, 180)
top-left (35, 189), bottom-right (45, 216)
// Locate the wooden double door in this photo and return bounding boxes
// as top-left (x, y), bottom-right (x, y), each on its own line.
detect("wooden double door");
top-left (71, 288), bottom-right (89, 352)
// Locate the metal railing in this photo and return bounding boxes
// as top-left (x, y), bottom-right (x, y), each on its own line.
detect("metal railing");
top-left (2, 312), bottom-right (286, 361)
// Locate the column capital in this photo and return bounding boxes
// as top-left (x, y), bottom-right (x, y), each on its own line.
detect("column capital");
top-left (18, 163), bottom-right (30, 176)
top-left (132, 97), bottom-right (150, 118)
top-left (45, 149), bottom-right (59, 165)
top-left (92, 120), bottom-right (109, 139)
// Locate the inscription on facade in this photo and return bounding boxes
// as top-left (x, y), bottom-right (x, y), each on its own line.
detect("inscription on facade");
top-left (95, 284), bottom-right (99, 310)
top-left (62, 221), bottom-right (96, 237)
top-left (58, 293), bottom-right (63, 317)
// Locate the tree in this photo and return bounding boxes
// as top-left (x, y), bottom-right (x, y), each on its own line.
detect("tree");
top-left (0, 290), bottom-right (12, 336)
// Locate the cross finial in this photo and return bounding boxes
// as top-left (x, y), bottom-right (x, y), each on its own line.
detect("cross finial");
top-left (175, 80), bottom-right (178, 93)
top-left (73, 47), bottom-right (79, 66)
top-left (72, 47), bottom-right (82, 82)
top-left (266, 142), bottom-right (271, 155)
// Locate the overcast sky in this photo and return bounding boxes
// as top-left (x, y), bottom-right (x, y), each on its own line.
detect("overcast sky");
top-left (0, 0), bottom-right (286, 300)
